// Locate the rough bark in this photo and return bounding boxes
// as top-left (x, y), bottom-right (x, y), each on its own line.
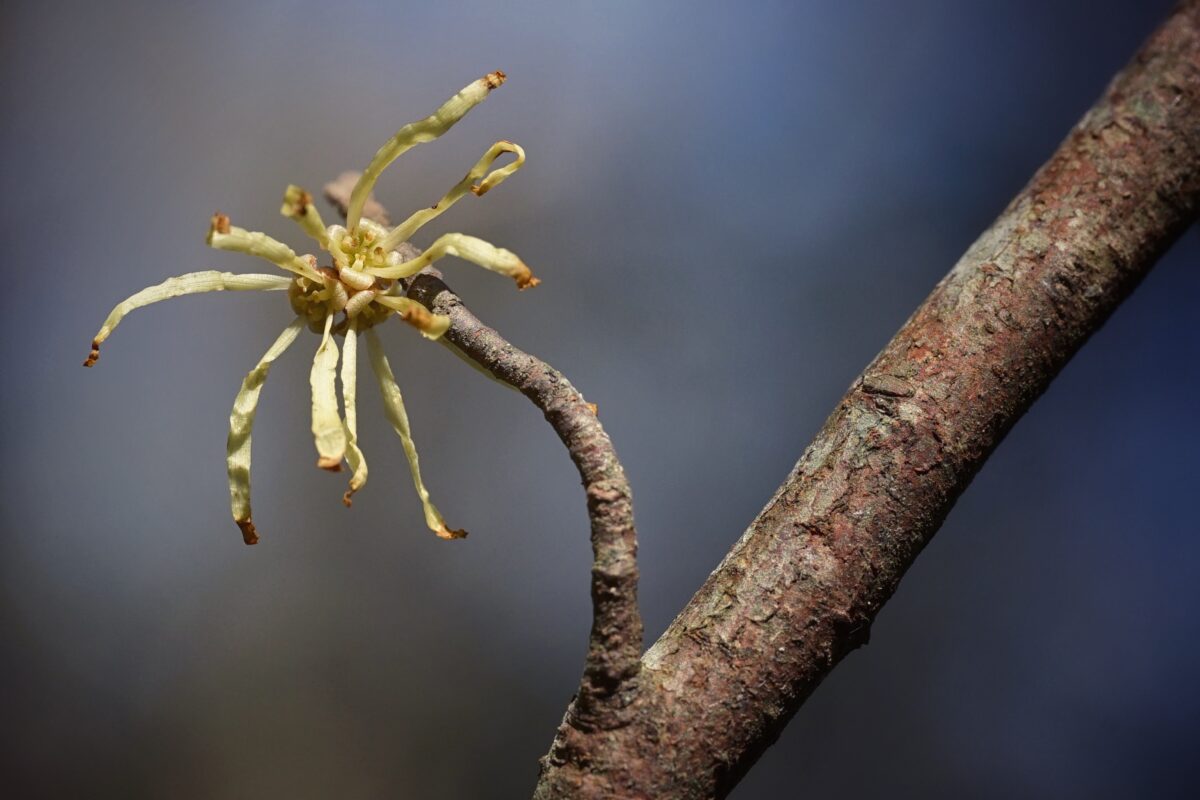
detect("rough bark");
top-left (529, 2), bottom-right (1200, 798)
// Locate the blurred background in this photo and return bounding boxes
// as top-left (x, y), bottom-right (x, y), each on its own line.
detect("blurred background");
top-left (2, 1), bottom-right (1197, 797)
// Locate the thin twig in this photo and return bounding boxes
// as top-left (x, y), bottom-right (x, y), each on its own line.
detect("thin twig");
top-left (323, 174), bottom-right (643, 731)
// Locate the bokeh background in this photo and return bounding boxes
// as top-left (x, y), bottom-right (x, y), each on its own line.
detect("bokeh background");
top-left (3, 1), bottom-right (1198, 797)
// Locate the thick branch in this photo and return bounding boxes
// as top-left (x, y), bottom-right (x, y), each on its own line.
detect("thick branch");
top-left (323, 174), bottom-right (643, 730)
top-left (532, 2), bottom-right (1200, 798)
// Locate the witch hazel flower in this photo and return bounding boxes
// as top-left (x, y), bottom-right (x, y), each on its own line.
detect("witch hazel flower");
top-left (85, 71), bottom-right (537, 544)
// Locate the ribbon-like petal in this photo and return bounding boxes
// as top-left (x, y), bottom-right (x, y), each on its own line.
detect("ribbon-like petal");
top-left (227, 317), bottom-right (305, 544)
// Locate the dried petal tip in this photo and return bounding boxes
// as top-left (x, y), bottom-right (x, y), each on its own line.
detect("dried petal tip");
top-left (281, 185), bottom-right (313, 218)
top-left (207, 212), bottom-right (231, 243)
top-left (516, 266), bottom-right (541, 290)
top-left (485, 70), bottom-right (506, 89)
top-left (317, 456), bottom-right (343, 472)
top-left (342, 490), bottom-right (355, 507)
top-left (237, 518), bottom-right (259, 545)
top-left (435, 524), bottom-right (469, 540)
top-left (400, 304), bottom-right (451, 339)
top-left (83, 340), bottom-right (101, 367)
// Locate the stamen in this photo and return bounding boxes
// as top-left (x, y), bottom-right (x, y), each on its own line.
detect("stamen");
top-left (356, 218), bottom-right (390, 243)
top-left (345, 71), bottom-right (507, 232)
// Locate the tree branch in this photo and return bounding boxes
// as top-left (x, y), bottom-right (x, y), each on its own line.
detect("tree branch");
top-left (323, 174), bottom-right (644, 732)
top-left (528, 2), bottom-right (1200, 797)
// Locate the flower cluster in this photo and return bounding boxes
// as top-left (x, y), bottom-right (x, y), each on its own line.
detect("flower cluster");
top-left (85, 71), bottom-right (537, 544)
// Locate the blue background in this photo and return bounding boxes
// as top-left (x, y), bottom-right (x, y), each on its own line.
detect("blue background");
top-left (2, 1), bottom-right (1197, 797)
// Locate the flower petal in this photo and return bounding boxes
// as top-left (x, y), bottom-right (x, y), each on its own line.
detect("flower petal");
top-left (84, 271), bottom-right (291, 366)
top-left (207, 213), bottom-right (322, 281)
top-left (346, 71), bottom-right (507, 232)
top-left (280, 185), bottom-right (329, 248)
top-left (340, 324), bottom-right (368, 505)
top-left (372, 295), bottom-right (451, 340)
top-left (310, 315), bottom-right (346, 470)
top-left (379, 140), bottom-right (525, 250)
top-left (366, 232), bottom-right (538, 289)
top-left (227, 317), bottom-right (305, 544)
top-left (365, 329), bottom-right (466, 539)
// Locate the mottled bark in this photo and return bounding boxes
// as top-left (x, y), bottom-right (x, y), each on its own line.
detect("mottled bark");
top-left (529, 2), bottom-right (1200, 798)
top-left (323, 175), bottom-right (644, 732)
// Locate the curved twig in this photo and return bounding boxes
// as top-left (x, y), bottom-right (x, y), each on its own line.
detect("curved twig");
top-left (323, 174), bottom-right (643, 732)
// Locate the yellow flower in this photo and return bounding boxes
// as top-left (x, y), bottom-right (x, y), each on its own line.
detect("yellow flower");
top-left (85, 71), bottom-right (538, 545)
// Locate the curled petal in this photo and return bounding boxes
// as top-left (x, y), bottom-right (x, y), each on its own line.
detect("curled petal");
top-left (344, 289), bottom-right (377, 318)
top-left (310, 315), bottom-right (346, 470)
top-left (345, 71), bottom-right (507, 232)
top-left (326, 276), bottom-right (349, 313)
top-left (84, 271), bottom-right (291, 366)
top-left (367, 232), bottom-right (538, 289)
top-left (340, 325), bottom-right (368, 505)
top-left (280, 185), bottom-right (329, 248)
top-left (366, 329), bottom-right (466, 539)
top-left (373, 295), bottom-right (450, 340)
top-left (338, 265), bottom-right (376, 292)
top-left (227, 317), bottom-right (305, 544)
top-left (380, 140), bottom-right (526, 249)
top-left (471, 141), bottom-right (525, 196)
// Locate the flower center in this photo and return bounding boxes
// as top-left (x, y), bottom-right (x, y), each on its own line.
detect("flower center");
top-left (288, 265), bottom-right (396, 334)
